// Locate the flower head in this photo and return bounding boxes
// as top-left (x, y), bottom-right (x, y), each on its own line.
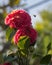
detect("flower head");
top-left (13, 27), bottom-right (37, 45)
top-left (5, 9), bottom-right (31, 29)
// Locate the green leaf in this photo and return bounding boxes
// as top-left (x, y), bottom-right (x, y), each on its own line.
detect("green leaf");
top-left (40, 55), bottom-right (51, 64)
top-left (47, 43), bottom-right (51, 52)
top-left (43, 36), bottom-right (50, 48)
top-left (21, 49), bottom-right (28, 56)
top-left (6, 27), bottom-right (16, 42)
top-left (0, 53), bottom-right (4, 64)
top-left (18, 36), bottom-right (30, 50)
top-left (32, 54), bottom-right (41, 58)
top-left (48, 50), bottom-right (52, 55)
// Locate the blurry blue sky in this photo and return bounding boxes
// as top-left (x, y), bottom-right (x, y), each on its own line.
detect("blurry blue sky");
top-left (27, 0), bottom-right (52, 26)
top-left (0, 0), bottom-right (52, 26)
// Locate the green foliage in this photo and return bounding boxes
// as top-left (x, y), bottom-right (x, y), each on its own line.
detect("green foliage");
top-left (35, 22), bottom-right (44, 32)
top-left (0, 10), bottom-right (7, 29)
top-left (40, 10), bottom-right (52, 22)
top-left (6, 27), bottom-right (16, 42)
top-left (0, 13), bottom-right (4, 20)
top-left (40, 55), bottom-right (51, 64)
top-left (0, 10), bottom-right (7, 20)
top-left (48, 50), bottom-right (52, 55)
top-left (47, 43), bottom-right (51, 52)
top-left (18, 36), bottom-right (30, 50)
top-left (0, 0), bottom-right (52, 64)
top-left (9, 0), bottom-right (20, 7)
top-left (47, 43), bottom-right (52, 55)
top-left (43, 36), bottom-right (50, 48)
top-left (35, 10), bottom-right (52, 65)
top-left (0, 53), bottom-right (4, 64)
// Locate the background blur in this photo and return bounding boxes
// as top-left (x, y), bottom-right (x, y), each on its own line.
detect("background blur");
top-left (0, 0), bottom-right (52, 65)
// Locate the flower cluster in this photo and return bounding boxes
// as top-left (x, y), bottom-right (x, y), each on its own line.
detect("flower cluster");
top-left (5, 9), bottom-right (37, 45)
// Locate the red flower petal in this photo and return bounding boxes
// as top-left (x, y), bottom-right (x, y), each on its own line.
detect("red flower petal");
top-left (5, 9), bottom-right (31, 29)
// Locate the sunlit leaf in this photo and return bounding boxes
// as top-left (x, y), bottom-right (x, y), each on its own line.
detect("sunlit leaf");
top-left (43, 36), bottom-right (50, 47)
top-left (35, 22), bottom-right (44, 32)
top-left (48, 50), bottom-right (52, 55)
top-left (18, 36), bottom-right (30, 50)
top-left (21, 49), bottom-right (28, 56)
top-left (6, 27), bottom-right (16, 42)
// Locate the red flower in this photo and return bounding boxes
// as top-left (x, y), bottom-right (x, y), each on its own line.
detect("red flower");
top-left (4, 63), bottom-right (11, 65)
top-left (5, 9), bottom-right (31, 29)
top-left (13, 27), bottom-right (37, 45)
